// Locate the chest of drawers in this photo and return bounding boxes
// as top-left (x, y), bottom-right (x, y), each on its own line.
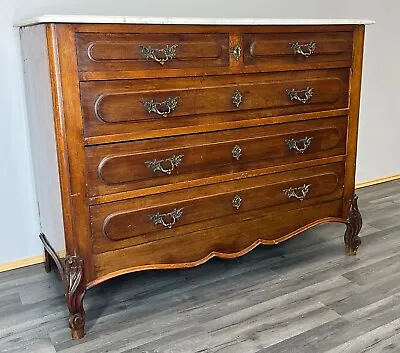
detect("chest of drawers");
top-left (19, 17), bottom-right (371, 339)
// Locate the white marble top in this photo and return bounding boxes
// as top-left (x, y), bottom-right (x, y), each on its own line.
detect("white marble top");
top-left (16, 15), bottom-right (375, 27)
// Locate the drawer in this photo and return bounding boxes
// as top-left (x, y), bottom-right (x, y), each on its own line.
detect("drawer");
top-left (94, 198), bottom-right (344, 276)
top-left (243, 31), bottom-right (353, 68)
top-left (86, 116), bottom-right (347, 197)
top-left (90, 162), bottom-right (345, 253)
top-left (76, 32), bottom-right (229, 73)
top-left (81, 69), bottom-right (349, 138)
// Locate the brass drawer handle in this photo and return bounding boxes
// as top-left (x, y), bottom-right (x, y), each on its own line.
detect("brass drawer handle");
top-left (232, 90), bottom-right (243, 107)
top-left (150, 208), bottom-right (184, 229)
top-left (286, 137), bottom-right (314, 154)
top-left (232, 195), bottom-right (242, 209)
top-left (142, 97), bottom-right (180, 117)
top-left (140, 44), bottom-right (178, 65)
top-left (283, 184), bottom-right (311, 201)
top-left (290, 42), bottom-right (316, 57)
top-left (232, 145), bottom-right (242, 161)
top-left (232, 44), bottom-right (242, 61)
top-left (286, 87), bottom-right (314, 104)
top-left (145, 154), bottom-right (184, 175)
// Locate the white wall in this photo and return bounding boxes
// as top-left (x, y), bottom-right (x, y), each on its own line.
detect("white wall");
top-left (1, 0), bottom-right (398, 265)
top-left (344, 1), bottom-right (400, 182)
top-left (0, 1), bottom-right (41, 264)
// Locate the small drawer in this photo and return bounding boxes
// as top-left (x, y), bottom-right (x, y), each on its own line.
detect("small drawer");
top-left (76, 32), bottom-right (229, 73)
top-left (90, 162), bottom-right (345, 253)
top-left (81, 69), bottom-right (349, 138)
top-left (243, 31), bottom-right (353, 69)
top-left (86, 116), bottom-right (347, 197)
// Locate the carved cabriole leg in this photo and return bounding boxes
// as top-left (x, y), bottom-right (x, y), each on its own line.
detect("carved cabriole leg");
top-left (64, 255), bottom-right (86, 340)
top-left (44, 247), bottom-right (53, 273)
top-left (344, 194), bottom-right (363, 256)
top-left (39, 234), bottom-right (87, 339)
top-left (39, 233), bottom-right (65, 275)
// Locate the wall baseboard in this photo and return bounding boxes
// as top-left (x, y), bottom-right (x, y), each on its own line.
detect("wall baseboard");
top-left (1, 173), bottom-right (399, 273)
top-left (0, 250), bottom-right (66, 273)
top-left (356, 173), bottom-right (400, 189)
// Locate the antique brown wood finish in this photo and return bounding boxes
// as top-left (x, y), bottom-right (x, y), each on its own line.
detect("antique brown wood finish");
top-left (93, 199), bottom-right (344, 278)
top-left (86, 116), bottom-right (347, 197)
top-left (73, 24), bottom-right (354, 81)
top-left (81, 69), bottom-right (349, 138)
top-left (343, 26), bottom-right (365, 219)
top-left (77, 32), bottom-right (230, 72)
top-left (84, 108), bottom-right (349, 145)
top-left (243, 31), bottom-right (353, 68)
top-left (20, 22), bottom-right (367, 339)
top-left (91, 162), bottom-right (345, 253)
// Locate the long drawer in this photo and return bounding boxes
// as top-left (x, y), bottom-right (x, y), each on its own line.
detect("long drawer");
top-left (81, 69), bottom-right (349, 138)
top-left (86, 116), bottom-right (347, 197)
top-left (94, 197), bottom-right (344, 276)
top-left (90, 162), bottom-right (345, 253)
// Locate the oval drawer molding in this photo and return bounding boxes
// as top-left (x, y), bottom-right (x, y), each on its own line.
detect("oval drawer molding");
top-left (243, 31), bottom-right (352, 68)
top-left (77, 32), bottom-right (229, 73)
top-left (82, 69), bottom-right (348, 137)
top-left (89, 116), bottom-right (347, 197)
top-left (95, 162), bottom-right (344, 250)
top-left (91, 76), bottom-right (344, 123)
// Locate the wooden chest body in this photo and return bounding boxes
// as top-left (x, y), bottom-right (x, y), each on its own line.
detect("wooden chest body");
top-left (20, 20), bottom-right (367, 339)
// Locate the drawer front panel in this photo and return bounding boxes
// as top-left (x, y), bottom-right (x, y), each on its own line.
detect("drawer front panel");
top-left (81, 69), bottom-right (349, 138)
top-left (91, 162), bottom-right (345, 253)
top-left (76, 32), bottom-right (229, 73)
top-left (86, 117), bottom-right (347, 197)
top-left (243, 32), bottom-right (353, 68)
top-left (94, 198), bottom-right (344, 276)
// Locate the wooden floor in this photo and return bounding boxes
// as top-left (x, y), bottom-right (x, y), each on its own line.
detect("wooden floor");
top-left (1, 180), bottom-right (400, 353)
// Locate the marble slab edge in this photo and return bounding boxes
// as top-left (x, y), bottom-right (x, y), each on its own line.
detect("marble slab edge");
top-left (15, 15), bottom-right (375, 27)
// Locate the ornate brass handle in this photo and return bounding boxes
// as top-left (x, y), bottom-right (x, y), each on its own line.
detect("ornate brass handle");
top-left (232, 195), bottom-right (242, 209)
top-left (140, 44), bottom-right (178, 65)
top-left (290, 42), bottom-right (316, 57)
top-left (232, 145), bottom-right (242, 161)
top-left (142, 97), bottom-right (179, 117)
top-left (150, 208), bottom-right (184, 229)
top-left (232, 90), bottom-right (243, 108)
top-left (145, 154), bottom-right (184, 175)
top-left (286, 87), bottom-right (314, 104)
top-left (283, 184), bottom-right (311, 201)
top-left (286, 137), bottom-right (314, 154)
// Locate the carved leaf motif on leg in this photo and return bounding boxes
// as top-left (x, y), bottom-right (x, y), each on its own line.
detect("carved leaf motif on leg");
top-left (344, 194), bottom-right (363, 256)
top-left (64, 255), bottom-right (86, 340)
